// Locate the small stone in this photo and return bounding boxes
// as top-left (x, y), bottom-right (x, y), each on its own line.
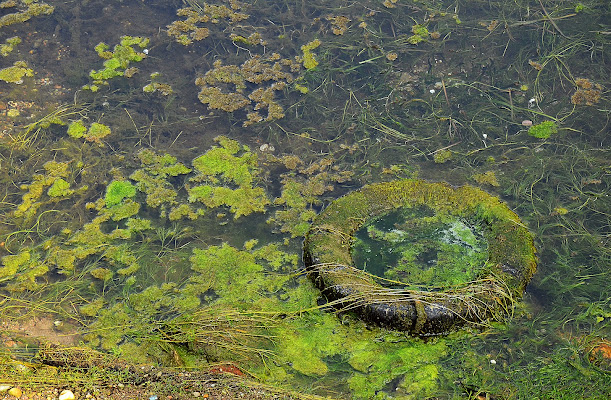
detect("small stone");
top-left (193, 392), bottom-right (200, 397)
top-left (0, 385), bottom-right (12, 393)
top-left (59, 389), bottom-right (75, 400)
top-left (8, 387), bottom-right (22, 398)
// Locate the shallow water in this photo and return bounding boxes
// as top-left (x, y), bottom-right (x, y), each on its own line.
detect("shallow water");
top-left (0, 0), bottom-right (609, 398)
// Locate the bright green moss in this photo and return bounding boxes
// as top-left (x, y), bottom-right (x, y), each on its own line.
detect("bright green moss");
top-left (67, 120), bottom-right (87, 138)
top-left (87, 122), bottom-right (111, 141)
top-left (105, 180), bottom-right (137, 207)
top-left (528, 120), bottom-right (558, 139)
top-left (188, 136), bottom-right (269, 218)
top-left (0, 250), bottom-right (48, 292)
top-left (86, 36), bottom-right (148, 87)
top-left (191, 137), bottom-right (256, 186)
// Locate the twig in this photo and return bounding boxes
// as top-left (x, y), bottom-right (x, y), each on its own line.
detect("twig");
top-left (538, 0), bottom-right (568, 38)
top-left (507, 89), bottom-right (515, 121)
top-left (441, 79), bottom-right (451, 109)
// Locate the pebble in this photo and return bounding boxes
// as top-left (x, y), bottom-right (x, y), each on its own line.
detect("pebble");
top-left (8, 387), bottom-right (22, 398)
top-left (59, 389), bottom-right (75, 400)
top-left (0, 385), bottom-right (12, 393)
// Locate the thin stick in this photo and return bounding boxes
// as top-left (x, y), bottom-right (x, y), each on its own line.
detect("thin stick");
top-left (507, 89), bottom-right (515, 121)
top-left (441, 79), bottom-right (451, 109)
top-left (538, 0), bottom-right (568, 38)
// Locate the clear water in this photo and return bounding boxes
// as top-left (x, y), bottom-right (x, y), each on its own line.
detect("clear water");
top-left (0, 0), bottom-right (609, 398)
top-left (352, 207), bottom-right (488, 289)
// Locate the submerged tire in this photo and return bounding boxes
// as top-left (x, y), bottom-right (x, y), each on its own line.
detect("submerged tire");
top-left (303, 179), bottom-right (537, 336)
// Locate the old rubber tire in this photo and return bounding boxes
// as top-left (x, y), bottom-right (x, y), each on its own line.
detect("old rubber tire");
top-left (303, 179), bottom-right (537, 336)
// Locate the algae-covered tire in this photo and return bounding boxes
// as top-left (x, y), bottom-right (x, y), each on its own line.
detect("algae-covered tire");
top-left (303, 179), bottom-right (537, 336)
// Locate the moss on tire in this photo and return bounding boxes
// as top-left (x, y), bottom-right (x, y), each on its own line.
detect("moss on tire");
top-left (303, 179), bottom-right (537, 336)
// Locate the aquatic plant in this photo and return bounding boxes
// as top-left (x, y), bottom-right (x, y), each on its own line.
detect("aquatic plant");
top-left (167, 3), bottom-right (249, 46)
top-left (472, 171), bottom-right (500, 187)
top-left (105, 180), bottom-right (137, 207)
top-left (528, 120), bottom-right (558, 139)
top-left (66, 120), bottom-right (87, 138)
top-left (407, 24), bottom-right (430, 44)
top-left (66, 120), bottom-right (111, 144)
top-left (300, 39), bottom-right (321, 69)
top-left (46, 178), bottom-right (73, 198)
top-left (0, 60), bottom-right (33, 83)
top-left (188, 136), bottom-right (269, 218)
top-left (327, 16), bottom-right (350, 35)
top-left (13, 161), bottom-right (82, 223)
top-left (0, 36), bottom-right (21, 56)
top-left (129, 149), bottom-right (191, 217)
top-left (269, 155), bottom-right (353, 237)
top-left (571, 78), bottom-right (602, 106)
top-left (230, 32), bottom-right (266, 46)
top-left (195, 54), bottom-right (301, 126)
top-left (0, 0), bottom-right (53, 28)
top-left (84, 36), bottom-right (149, 90)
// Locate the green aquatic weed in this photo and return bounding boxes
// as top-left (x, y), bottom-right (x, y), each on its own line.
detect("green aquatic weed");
top-left (86, 36), bottom-right (149, 88)
top-left (0, 36), bottom-right (21, 56)
top-left (67, 120), bottom-right (87, 138)
top-left (301, 39), bottom-right (321, 69)
top-left (47, 178), bottom-right (73, 197)
top-left (0, 60), bottom-right (33, 83)
top-left (188, 136), bottom-right (269, 218)
top-left (105, 180), bottom-right (137, 207)
top-left (528, 120), bottom-right (558, 139)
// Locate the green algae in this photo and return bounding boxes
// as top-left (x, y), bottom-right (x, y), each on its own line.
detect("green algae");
top-left (66, 120), bottom-right (87, 138)
top-left (301, 39), bottom-right (321, 69)
top-left (66, 120), bottom-right (111, 144)
top-left (13, 160), bottom-right (88, 224)
top-left (407, 24), bottom-right (430, 45)
top-left (188, 136), bottom-right (269, 218)
top-left (0, 60), bottom-right (33, 83)
top-left (528, 120), bottom-right (558, 139)
top-left (46, 178), bottom-right (73, 197)
top-left (352, 208), bottom-right (489, 288)
top-left (347, 337), bottom-right (447, 399)
top-left (0, 250), bottom-right (48, 292)
top-left (0, 0), bottom-right (53, 28)
top-left (269, 156), bottom-right (354, 237)
top-left (129, 149), bottom-right (191, 214)
top-left (85, 36), bottom-right (149, 89)
top-left (0, 36), bottom-right (21, 56)
top-left (105, 180), bottom-right (137, 207)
